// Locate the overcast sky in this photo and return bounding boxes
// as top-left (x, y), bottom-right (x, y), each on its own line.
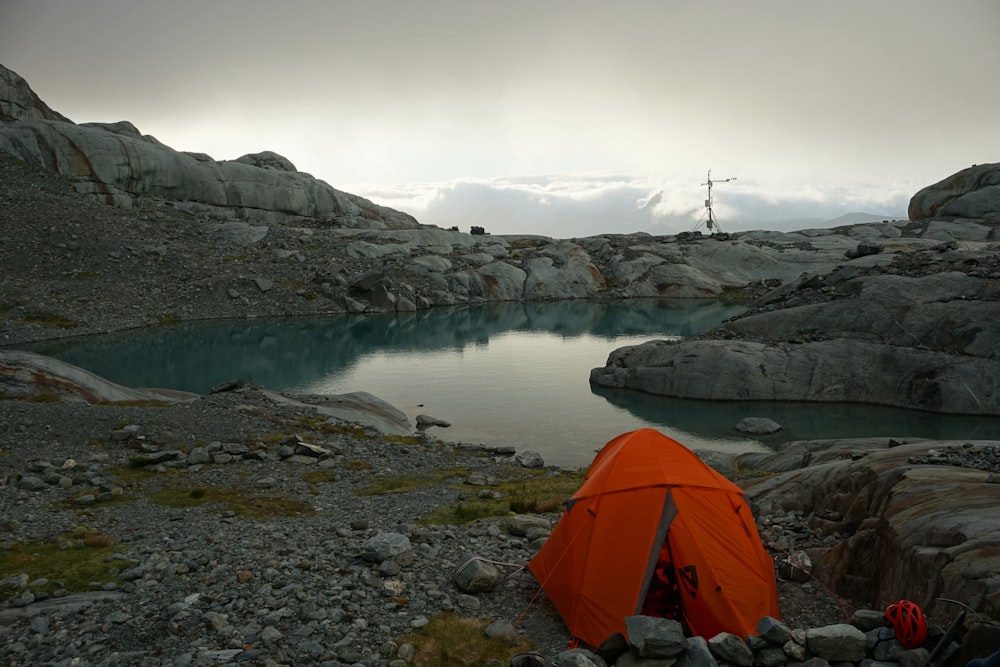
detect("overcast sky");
top-left (2, 1), bottom-right (998, 236)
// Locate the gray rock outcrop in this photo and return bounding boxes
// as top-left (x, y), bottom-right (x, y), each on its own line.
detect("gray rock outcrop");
top-left (739, 437), bottom-right (1000, 625)
top-left (0, 349), bottom-right (196, 404)
top-left (909, 162), bottom-right (1000, 223)
top-left (0, 64), bottom-right (418, 229)
top-left (592, 249), bottom-right (1000, 415)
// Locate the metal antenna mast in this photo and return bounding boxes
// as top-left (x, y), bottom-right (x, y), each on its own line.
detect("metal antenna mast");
top-left (695, 169), bottom-right (736, 233)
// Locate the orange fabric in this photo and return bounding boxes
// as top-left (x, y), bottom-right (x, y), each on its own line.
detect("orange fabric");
top-left (529, 428), bottom-right (779, 648)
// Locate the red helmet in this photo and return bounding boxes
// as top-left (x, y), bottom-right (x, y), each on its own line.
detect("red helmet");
top-left (885, 600), bottom-right (928, 649)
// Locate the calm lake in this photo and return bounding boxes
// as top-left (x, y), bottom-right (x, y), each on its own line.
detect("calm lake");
top-left (25, 299), bottom-right (1000, 468)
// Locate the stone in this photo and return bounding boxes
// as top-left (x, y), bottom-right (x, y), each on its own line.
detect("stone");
top-left (186, 447), bottom-right (210, 465)
top-left (806, 624), bottom-right (867, 662)
top-left (415, 414), bottom-right (450, 429)
top-left (707, 632), bottom-right (754, 666)
top-left (361, 533), bottom-right (413, 564)
top-left (757, 616), bottom-right (793, 644)
top-left (550, 648), bottom-right (608, 667)
top-left (506, 515), bottom-right (551, 537)
top-left (483, 619), bottom-right (516, 643)
top-left (677, 636), bottom-right (718, 667)
top-left (625, 615), bottom-right (687, 658)
top-left (736, 417), bottom-right (783, 435)
top-left (853, 609), bottom-right (889, 632)
top-left (515, 450), bottom-right (545, 468)
top-left (452, 554), bottom-right (501, 593)
top-left (16, 475), bottom-right (47, 491)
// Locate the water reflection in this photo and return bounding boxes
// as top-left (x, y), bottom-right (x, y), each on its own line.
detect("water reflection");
top-left (26, 299), bottom-right (742, 394)
top-left (20, 298), bottom-right (1000, 468)
top-left (590, 386), bottom-right (1000, 447)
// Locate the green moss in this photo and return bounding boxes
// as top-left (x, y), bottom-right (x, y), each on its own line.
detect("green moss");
top-left (302, 470), bottom-right (338, 484)
top-left (157, 312), bottom-right (180, 325)
top-left (17, 311), bottom-right (80, 329)
top-left (26, 393), bottom-right (61, 404)
top-left (102, 399), bottom-right (173, 407)
top-left (419, 470), bottom-right (584, 525)
top-left (58, 490), bottom-right (133, 509)
top-left (355, 467), bottom-right (472, 496)
top-left (106, 464), bottom-right (172, 483)
top-left (148, 485), bottom-right (314, 520)
top-left (0, 528), bottom-right (131, 600)
top-left (398, 612), bottom-right (536, 666)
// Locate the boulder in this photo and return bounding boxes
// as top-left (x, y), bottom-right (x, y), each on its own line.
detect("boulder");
top-left (452, 554), bottom-right (501, 593)
top-left (909, 162), bottom-right (1000, 223)
top-left (805, 623), bottom-right (867, 662)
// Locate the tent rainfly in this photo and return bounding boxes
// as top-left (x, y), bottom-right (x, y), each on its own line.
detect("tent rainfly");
top-left (528, 428), bottom-right (780, 648)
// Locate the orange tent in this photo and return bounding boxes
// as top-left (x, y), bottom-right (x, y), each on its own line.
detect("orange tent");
top-left (528, 428), bottom-right (779, 648)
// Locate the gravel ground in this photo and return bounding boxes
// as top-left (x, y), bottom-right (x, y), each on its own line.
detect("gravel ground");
top-left (0, 386), bottom-right (855, 666)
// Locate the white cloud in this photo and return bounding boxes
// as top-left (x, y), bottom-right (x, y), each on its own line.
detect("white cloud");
top-left (347, 173), bottom-right (913, 238)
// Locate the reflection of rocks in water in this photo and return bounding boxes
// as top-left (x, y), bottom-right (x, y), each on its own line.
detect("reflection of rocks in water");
top-left (29, 299), bottom-right (739, 395)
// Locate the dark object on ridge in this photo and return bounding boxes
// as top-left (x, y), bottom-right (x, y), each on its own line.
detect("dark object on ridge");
top-left (470, 225), bottom-right (486, 235)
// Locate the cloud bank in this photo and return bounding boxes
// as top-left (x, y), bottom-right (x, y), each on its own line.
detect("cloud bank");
top-left (348, 174), bottom-right (913, 238)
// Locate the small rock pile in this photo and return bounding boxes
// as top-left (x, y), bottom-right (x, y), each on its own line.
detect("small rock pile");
top-left (535, 612), bottom-right (955, 667)
top-left (906, 442), bottom-right (1000, 474)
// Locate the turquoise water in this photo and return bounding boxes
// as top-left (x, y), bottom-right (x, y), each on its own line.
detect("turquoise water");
top-left (25, 299), bottom-right (1000, 468)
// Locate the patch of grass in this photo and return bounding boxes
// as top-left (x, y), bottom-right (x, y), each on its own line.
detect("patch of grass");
top-left (72, 272), bottom-right (99, 281)
top-left (17, 311), bottom-right (80, 329)
top-left (258, 431), bottom-right (294, 444)
top-left (728, 460), bottom-right (773, 479)
top-left (148, 485), bottom-right (314, 520)
top-left (106, 464), bottom-right (164, 483)
top-left (299, 420), bottom-right (373, 439)
top-left (385, 434), bottom-right (424, 446)
top-left (58, 489), bottom-right (132, 510)
top-left (157, 312), bottom-right (180, 325)
top-left (0, 527), bottom-right (130, 600)
top-left (295, 417), bottom-right (426, 448)
top-left (102, 399), bottom-right (173, 407)
top-left (355, 467), bottom-right (472, 496)
top-left (343, 460), bottom-right (373, 472)
top-left (302, 470), bottom-right (338, 484)
top-left (399, 612), bottom-right (536, 667)
top-left (420, 471), bottom-right (584, 525)
top-left (26, 392), bottom-right (62, 403)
